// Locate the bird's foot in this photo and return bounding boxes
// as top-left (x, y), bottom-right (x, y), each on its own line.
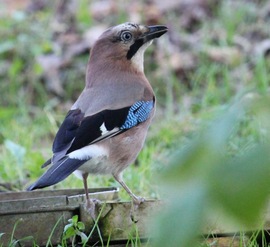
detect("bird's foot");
top-left (133, 196), bottom-right (145, 207)
top-left (85, 198), bottom-right (101, 220)
top-left (130, 196), bottom-right (145, 223)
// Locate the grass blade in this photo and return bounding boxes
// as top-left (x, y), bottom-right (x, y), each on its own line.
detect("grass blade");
top-left (46, 215), bottom-right (63, 247)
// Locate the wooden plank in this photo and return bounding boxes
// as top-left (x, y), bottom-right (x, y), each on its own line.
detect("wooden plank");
top-left (0, 210), bottom-right (72, 246)
top-left (204, 203), bottom-right (270, 235)
top-left (1, 190), bottom-right (270, 246)
top-left (203, 235), bottom-right (249, 247)
top-left (0, 188), bottom-right (118, 246)
top-left (81, 200), bottom-right (163, 242)
top-left (0, 187), bottom-right (118, 201)
top-left (81, 200), bottom-right (270, 245)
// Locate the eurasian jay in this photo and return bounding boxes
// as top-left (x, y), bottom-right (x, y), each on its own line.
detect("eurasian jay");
top-left (27, 22), bottom-right (168, 211)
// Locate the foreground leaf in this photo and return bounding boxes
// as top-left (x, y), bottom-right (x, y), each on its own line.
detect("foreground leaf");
top-left (209, 143), bottom-right (270, 225)
top-left (151, 182), bottom-right (207, 247)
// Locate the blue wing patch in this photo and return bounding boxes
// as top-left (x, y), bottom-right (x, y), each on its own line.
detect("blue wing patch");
top-left (120, 101), bottom-right (154, 130)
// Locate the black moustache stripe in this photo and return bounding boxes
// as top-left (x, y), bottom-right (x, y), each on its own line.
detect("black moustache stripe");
top-left (126, 39), bottom-right (144, 60)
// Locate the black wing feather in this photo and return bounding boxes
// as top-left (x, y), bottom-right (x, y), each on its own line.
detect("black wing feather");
top-left (103, 107), bottom-right (130, 130)
top-left (66, 113), bottom-right (104, 153)
top-left (27, 157), bottom-right (86, 190)
top-left (29, 100), bottom-right (154, 191)
top-left (66, 107), bottom-right (130, 153)
top-left (51, 101), bottom-right (153, 161)
top-left (52, 109), bottom-right (85, 153)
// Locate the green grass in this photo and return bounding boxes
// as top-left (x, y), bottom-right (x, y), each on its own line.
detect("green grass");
top-left (1, 0), bottom-right (270, 246)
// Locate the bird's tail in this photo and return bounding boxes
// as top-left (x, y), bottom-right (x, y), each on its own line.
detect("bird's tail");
top-left (27, 157), bottom-right (86, 191)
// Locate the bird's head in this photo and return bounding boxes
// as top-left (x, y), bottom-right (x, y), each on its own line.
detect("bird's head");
top-left (89, 23), bottom-right (168, 73)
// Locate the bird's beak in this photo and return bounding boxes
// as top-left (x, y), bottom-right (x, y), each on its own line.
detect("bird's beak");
top-left (140, 25), bottom-right (168, 43)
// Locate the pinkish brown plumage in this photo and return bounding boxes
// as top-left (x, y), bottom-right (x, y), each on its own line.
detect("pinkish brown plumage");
top-left (27, 22), bottom-right (168, 217)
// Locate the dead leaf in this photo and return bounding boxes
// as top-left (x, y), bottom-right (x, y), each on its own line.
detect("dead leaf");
top-left (0, 0), bottom-right (30, 15)
top-left (170, 52), bottom-right (197, 71)
top-left (203, 46), bottom-right (243, 66)
top-left (253, 39), bottom-right (270, 58)
top-left (90, 0), bottom-right (117, 21)
top-left (37, 54), bottom-right (65, 95)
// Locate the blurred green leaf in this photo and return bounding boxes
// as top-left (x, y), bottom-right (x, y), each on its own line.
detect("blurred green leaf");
top-left (63, 223), bottom-right (73, 233)
top-left (8, 58), bottom-right (23, 79)
top-left (0, 41), bottom-right (15, 54)
top-left (77, 222), bottom-right (85, 231)
top-left (63, 227), bottom-right (75, 240)
top-left (27, 151), bottom-right (45, 165)
top-left (33, 62), bottom-right (43, 76)
top-left (4, 140), bottom-right (26, 167)
top-left (0, 107), bottom-right (17, 121)
top-left (63, 215), bottom-right (87, 243)
top-left (153, 97), bottom-right (270, 246)
top-left (152, 182), bottom-right (207, 247)
top-left (209, 143), bottom-right (270, 225)
top-left (163, 104), bottom-right (243, 183)
top-left (71, 215), bottom-right (78, 225)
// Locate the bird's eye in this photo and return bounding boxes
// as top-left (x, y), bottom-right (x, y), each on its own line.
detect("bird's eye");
top-left (120, 31), bottom-right (133, 42)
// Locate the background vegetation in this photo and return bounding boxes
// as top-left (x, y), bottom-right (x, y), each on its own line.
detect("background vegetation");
top-left (1, 0), bottom-right (270, 246)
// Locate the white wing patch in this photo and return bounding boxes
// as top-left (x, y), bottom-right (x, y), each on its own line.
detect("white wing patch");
top-left (100, 122), bottom-right (108, 135)
top-left (88, 122), bottom-right (120, 144)
top-left (68, 144), bottom-right (107, 160)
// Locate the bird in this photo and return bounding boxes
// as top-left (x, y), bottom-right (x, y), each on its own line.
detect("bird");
top-left (27, 22), bottom-right (168, 215)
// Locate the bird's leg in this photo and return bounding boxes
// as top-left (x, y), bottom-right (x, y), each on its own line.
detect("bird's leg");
top-left (113, 173), bottom-right (145, 205)
top-left (82, 173), bottom-right (96, 219)
top-left (113, 173), bottom-right (145, 222)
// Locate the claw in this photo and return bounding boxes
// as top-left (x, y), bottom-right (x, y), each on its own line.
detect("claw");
top-left (85, 198), bottom-right (100, 220)
top-left (133, 196), bottom-right (145, 206)
top-left (130, 196), bottom-right (145, 223)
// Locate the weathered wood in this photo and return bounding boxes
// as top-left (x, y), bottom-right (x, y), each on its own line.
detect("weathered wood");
top-left (204, 204), bottom-right (270, 235)
top-left (1, 189), bottom-right (270, 246)
top-left (0, 187), bottom-right (118, 246)
top-left (80, 200), bottom-right (163, 243)
top-left (80, 200), bottom-right (270, 246)
top-left (203, 235), bottom-right (249, 247)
